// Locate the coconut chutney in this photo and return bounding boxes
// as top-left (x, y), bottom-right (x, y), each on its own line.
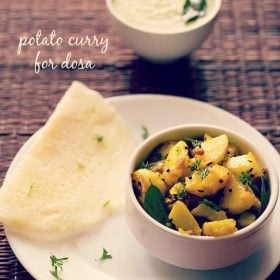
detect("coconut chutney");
top-left (112, 0), bottom-right (215, 33)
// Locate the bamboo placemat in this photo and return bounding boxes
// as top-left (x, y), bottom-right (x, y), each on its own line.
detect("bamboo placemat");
top-left (0, 0), bottom-right (279, 279)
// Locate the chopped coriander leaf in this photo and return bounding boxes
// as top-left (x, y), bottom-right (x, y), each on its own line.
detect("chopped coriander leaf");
top-left (50, 254), bottom-right (68, 280)
top-left (191, 0), bottom-right (207, 11)
top-left (176, 188), bottom-right (187, 200)
top-left (182, 0), bottom-right (191, 14)
top-left (142, 126), bottom-right (149, 140)
top-left (237, 171), bottom-right (252, 186)
top-left (182, 0), bottom-right (207, 23)
top-left (102, 200), bottom-right (110, 208)
top-left (138, 161), bottom-right (153, 169)
top-left (95, 134), bottom-right (103, 142)
top-left (199, 167), bottom-right (209, 180)
top-left (96, 248), bottom-right (112, 261)
top-left (183, 9), bottom-right (200, 23)
top-left (189, 159), bottom-right (201, 172)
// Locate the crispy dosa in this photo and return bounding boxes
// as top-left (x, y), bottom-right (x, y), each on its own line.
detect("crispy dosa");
top-left (0, 81), bottom-right (136, 241)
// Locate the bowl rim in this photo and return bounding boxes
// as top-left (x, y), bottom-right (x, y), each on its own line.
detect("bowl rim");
top-left (126, 123), bottom-right (279, 242)
top-left (106, 0), bottom-right (223, 35)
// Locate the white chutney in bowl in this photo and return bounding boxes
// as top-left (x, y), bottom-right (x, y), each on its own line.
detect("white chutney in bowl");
top-left (106, 0), bottom-right (222, 62)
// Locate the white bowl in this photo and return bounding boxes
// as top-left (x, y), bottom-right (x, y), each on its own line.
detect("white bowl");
top-left (106, 0), bottom-right (222, 63)
top-left (125, 124), bottom-right (279, 269)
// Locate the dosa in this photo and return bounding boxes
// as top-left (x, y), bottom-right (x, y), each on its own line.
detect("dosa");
top-left (0, 81), bottom-right (135, 241)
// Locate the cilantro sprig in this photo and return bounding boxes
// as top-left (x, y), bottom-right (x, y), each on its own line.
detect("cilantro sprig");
top-left (176, 188), bottom-right (187, 200)
top-left (138, 161), bottom-right (153, 169)
top-left (189, 159), bottom-right (201, 172)
top-left (199, 167), bottom-right (209, 180)
top-left (50, 255), bottom-right (68, 280)
top-left (237, 171), bottom-right (253, 186)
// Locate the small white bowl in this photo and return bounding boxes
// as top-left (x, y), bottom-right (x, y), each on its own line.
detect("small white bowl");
top-left (125, 124), bottom-right (279, 269)
top-left (106, 0), bottom-right (222, 63)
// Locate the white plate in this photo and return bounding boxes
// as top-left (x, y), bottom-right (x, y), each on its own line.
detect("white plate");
top-left (5, 94), bottom-right (280, 280)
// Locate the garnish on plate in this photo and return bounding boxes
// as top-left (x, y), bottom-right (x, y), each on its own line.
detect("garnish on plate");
top-left (50, 254), bottom-right (68, 280)
top-left (96, 248), bottom-right (112, 261)
top-left (142, 126), bottom-right (149, 140)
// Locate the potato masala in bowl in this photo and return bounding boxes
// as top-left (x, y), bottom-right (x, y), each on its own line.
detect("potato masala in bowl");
top-left (132, 131), bottom-right (269, 237)
top-left (125, 124), bottom-right (278, 269)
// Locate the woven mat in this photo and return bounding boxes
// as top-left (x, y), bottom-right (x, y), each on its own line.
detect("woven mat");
top-left (0, 0), bottom-right (279, 279)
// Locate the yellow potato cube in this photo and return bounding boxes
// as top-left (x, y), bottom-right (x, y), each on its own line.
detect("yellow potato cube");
top-left (169, 201), bottom-right (201, 235)
top-left (237, 212), bottom-right (257, 228)
top-left (185, 165), bottom-right (230, 197)
top-left (156, 141), bottom-right (176, 160)
top-left (178, 227), bottom-right (202, 236)
top-left (169, 182), bottom-right (185, 196)
top-left (203, 219), bottom-right (237, 237)
top-left (224, 152), bottom-right (263, 177)
top-left (162, 141), bottom-right (190, 187)
top-left (191, 203), bottom-right (227, 221)
top-left (225, 144), bottom-right (238, 159)
top-left (132, 169), bottom-right (167, 201)
top-left (195, 134), bottom-right (229, 168)
top-left (203, 133), bottom-right (212, 141)
top-left (220, 174), bottom-right (260, 215)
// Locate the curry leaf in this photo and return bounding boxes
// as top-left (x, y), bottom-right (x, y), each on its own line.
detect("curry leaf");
top-left (201, 199), bottom-right (222, 211)
top-left (260, 176), bottom-right (270, 213)
top-left (143, 185), bottom-right (168, 225)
